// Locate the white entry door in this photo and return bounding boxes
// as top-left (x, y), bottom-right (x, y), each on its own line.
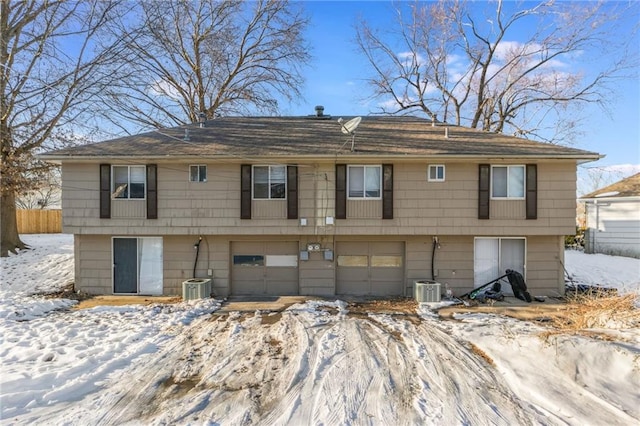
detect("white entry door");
top-left (474, 238), bottom-right (525, 292)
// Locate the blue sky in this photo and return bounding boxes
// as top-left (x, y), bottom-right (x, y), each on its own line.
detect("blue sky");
top-left (282, 1), bottom-right (639, 173)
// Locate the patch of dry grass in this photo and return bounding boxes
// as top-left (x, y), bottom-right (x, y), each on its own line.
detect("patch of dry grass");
top-left (547, 293), bottom-right (640, 333)
top-left (469, 343), bottom-right (495, 366)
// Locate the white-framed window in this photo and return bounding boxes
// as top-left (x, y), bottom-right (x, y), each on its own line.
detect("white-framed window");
top-left (190, 165), bottom-right (207, 182)
top-left (491, 165), bottom-right (525, 199)
top-left (253, 165), bottom-right (286, 199)
top-left (112, 165), bottom-right (145, 199)
top-left (428, 164), bottom-right (445, 182)
top-left (348, 165), bottom-right (381, 199)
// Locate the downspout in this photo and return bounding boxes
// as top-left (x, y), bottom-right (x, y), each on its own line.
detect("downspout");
top-left (431, 237), bottom-right (440, 281)
top-left (193, 236), bottom-right (202, 278)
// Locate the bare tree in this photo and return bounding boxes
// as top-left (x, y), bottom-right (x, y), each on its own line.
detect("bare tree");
top-left (356, 0), bottom-right (638, 142)
top-left (16, 166), bottom-right (61, 210)
top-left (100, 0), bottom-right (311, 132)
top-left (1, 0), bottom-right (127, 256)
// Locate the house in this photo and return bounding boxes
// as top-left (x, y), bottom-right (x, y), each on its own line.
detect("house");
top-left (40, 112), bottom-right (601, 298)
top-left (580, 173), bottom-right (640, 258)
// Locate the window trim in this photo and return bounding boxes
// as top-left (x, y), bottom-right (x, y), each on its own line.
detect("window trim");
top-left (189, 164), bottom-right (207, 182)
top-left (112, 165), bottom-right (146, 200)
top-left (428, 164), bottom-right (446, 182)
top-left (252, 165), bottom-right (287, 200)
top-left (347, 165), bottom-right (382, 200)
top-left (490, 165), bottom-right (526, 200)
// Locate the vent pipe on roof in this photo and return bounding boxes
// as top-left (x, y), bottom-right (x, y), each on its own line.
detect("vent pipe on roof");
top-left (315, 105), bottom-right (325, 117)
top-left (198, 112), bottom-right (206, 128)
top-left (444, 127), bottom-right (449, 138)
top-left (183, 129), bottom-right (190, 141)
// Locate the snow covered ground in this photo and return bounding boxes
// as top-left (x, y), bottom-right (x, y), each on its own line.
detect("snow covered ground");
top-left (1, 234), bottom-right (639, 425)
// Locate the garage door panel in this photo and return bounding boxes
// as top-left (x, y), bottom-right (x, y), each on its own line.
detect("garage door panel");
top-left (232, 241), bottom-right (299, 295)
top-left (370, 242), bottom-right (403, 255)
top-left (266, 279), bottom-right (298, 295)
top-left (337, 279), bottom-right (369, 295)
top-left (371, 268), bottom-right (403, 280)
top-left (336, 241), bottom-right (404, 296)
top-left (232, 268), bottom-right (263, 280)
top-left (371, 281), bottom-right (403, 296)
top-left (266, 241), bottom-right (296, 254)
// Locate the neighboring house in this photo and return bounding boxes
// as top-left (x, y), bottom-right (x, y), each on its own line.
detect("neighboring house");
top-left (40, 112), bottom-right (601, 298)
top-left (580, 173), bottom-right (640, 259)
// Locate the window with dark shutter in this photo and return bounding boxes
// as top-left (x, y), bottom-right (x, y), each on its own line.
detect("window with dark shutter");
top-left (241, 164), bottom-right (252, 219)
top-left (100, 164), bottom-right (111, 218)
top-left (146, 164), bottom-right (158, 219)
top-left (335, 164), bottom-right (347, 219)
top-left (382, 164), bottom-right (393, 219)
top-left (478, 164), bottom-right (490, 219)
top-left (526, 164), bottom-right (537, 219)
top-left (287, 165), bottom-right (298, 219)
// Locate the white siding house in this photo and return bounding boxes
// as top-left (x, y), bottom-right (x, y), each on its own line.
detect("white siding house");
top-left (580, 173), bottom-right (640, 259)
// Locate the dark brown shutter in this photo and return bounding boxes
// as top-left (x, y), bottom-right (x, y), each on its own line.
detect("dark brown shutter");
top-left (100, 164), bottom-right (111, 219)
top-left (526, 164), bottom-right (537, 219)
top-left (478, 164), bottom-right (490, 219)
top-left (241, 164), bottom-right (252, 219)
top-left (146, 164), bottom-right (158, 219)
top-left (335, 164), bottom-right (347, 219)
top-left (382, 164), bottom-right (393, 219)
top-left (287, 165), bottom-right (298, 219)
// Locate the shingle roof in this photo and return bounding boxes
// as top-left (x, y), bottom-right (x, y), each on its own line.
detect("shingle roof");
top-left (581, 172), bottom-right (640, 199)
top-left (41, 115), bottom-right (601, 160)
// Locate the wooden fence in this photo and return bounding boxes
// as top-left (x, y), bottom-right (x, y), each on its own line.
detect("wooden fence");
top-left (17, 209), bottom-right (62, 234)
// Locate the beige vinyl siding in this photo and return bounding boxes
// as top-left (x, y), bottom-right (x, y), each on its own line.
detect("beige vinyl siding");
top-left (525, 236), bottom-right (565, 295)
top-left (61, 159), bottom-right (577, 236)
top-left (347, 199), bottom-right (382, 219)
top-left (490, 200), bottom-right (526, 219)
top-left (72, 233), bottom-right (564, 297)
top-left (405, 236), bottom-right (474, 296)
top-left (161, 236), bottom-right (230, 297)
top-left (253, 199), bottom-right (287, 218)
top-left (111, 200), bottom-right (145, 218)
top-left (404, 235), bottom-right (564, 297)
top-left (298, 237), bottom-right (335, 296)
top-left (74, 235), bottom-right (112, 294)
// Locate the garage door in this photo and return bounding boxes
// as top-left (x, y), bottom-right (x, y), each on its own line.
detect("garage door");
top-left (231, 241), bottom-right (298, 295)
top-left (336, 241), bottom-right (404, 296)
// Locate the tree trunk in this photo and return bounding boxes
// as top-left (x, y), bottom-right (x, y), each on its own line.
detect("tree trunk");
top-left (1, 190), bottom-right (26, 256)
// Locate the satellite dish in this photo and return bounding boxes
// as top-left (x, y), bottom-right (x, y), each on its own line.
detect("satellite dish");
top-left (338, 116), bottom-right (362, 134)
top-left (337, 117), bottom-right (362, 151)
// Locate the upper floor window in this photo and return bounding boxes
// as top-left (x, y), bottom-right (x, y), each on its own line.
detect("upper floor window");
top-left (492, 165), bottom-right (525, 199)
top-left (112, 165), bottom-right (145, 199)
top-left (190, 165), bottom-right (207, 182)
top-left (253, 165), bottom-right (286, 199)
top-left (428, 165), bottom-right (445, 182)
top-left (348, 165), bottom-right (381, 199)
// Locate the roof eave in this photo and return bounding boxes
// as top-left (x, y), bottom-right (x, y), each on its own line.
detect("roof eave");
top-left (38, 153), bottom-right (603, 163)
top-left (579, 196), bottom-right (640, 202)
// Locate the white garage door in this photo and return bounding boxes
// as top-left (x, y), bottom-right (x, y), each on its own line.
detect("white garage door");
top-left (231, 241), bottom-right (299, 295)
top-left (336, 241), bottom-right (404, 296)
